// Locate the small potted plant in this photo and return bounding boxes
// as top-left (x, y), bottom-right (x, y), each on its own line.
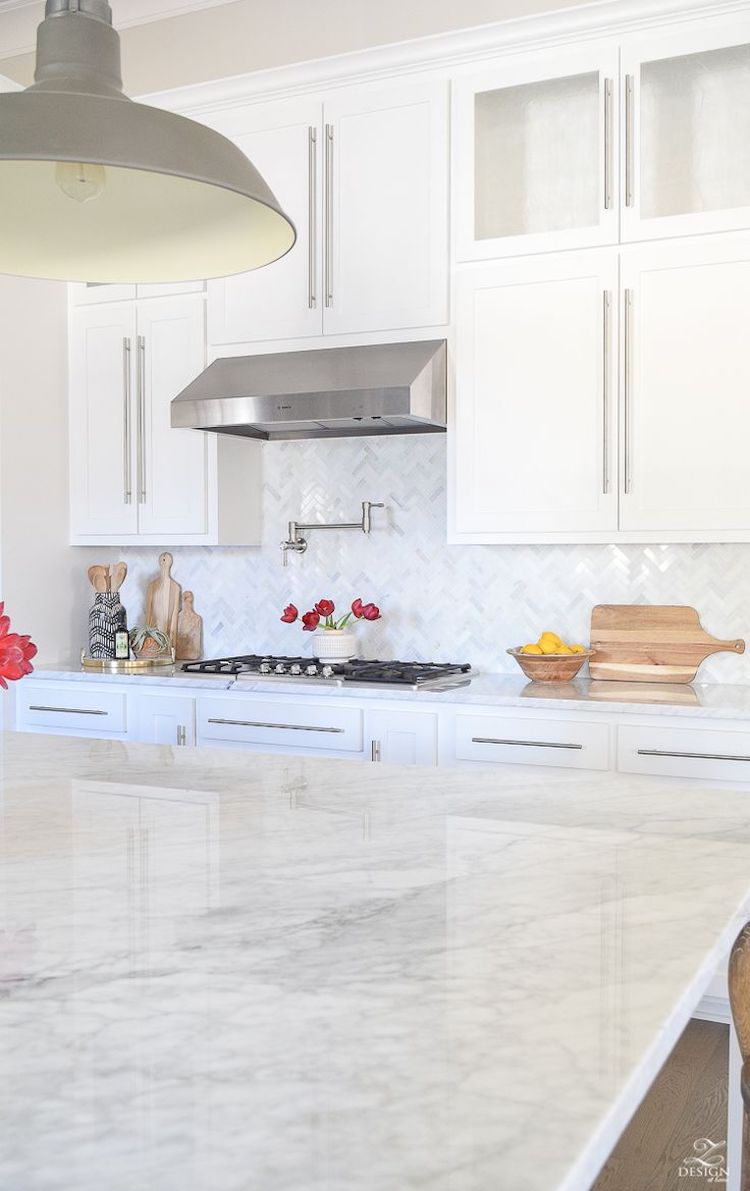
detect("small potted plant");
top-left (129, 625), bottom-right (172, 661)
top-left (280, 597), bottom-right (381, 663)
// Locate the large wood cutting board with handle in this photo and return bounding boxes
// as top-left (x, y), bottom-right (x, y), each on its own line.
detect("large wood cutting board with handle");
top-left (589, 605), bottom-right (745, 684)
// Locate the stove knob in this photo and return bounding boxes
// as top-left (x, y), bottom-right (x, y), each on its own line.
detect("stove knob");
top-left (290, 664), bottom-right (302, 675)
top-left (274, 663), bottom-right (287, 674)
top-left (260, 663), bottom-right (271, 674)
top-left (306, 664), bottom-right (318, 676)
top-left (321, 665), bottom-right (335, 678)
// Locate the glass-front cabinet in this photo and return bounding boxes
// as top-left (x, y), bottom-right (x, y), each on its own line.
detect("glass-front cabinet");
top-left (622, 17), bottom-right (750, 240)
top-left (453, 43), bottom-right (619, 259)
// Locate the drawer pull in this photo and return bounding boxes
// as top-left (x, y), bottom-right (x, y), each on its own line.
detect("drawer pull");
top-left (637, 748), bottom-right (750, 763)
top-left (28, 704), bottom-right (108, 716)
top-left (472, 736), bottom-right (583, 751)
top-left (207, 717), bottom-right (344, 734)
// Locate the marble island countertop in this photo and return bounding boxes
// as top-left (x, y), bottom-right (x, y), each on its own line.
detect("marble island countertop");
top-left (1, 732), bottom-right (750, 1191)
top-left (28, 658), bottom-right (750, 718)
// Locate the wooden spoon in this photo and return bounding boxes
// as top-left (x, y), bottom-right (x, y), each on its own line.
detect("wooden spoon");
top-left (109, 561), bottom-right (128, 593)
top-left (87, 565), bottom-right (109, 593)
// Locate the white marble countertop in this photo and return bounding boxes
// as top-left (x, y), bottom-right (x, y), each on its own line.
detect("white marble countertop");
top-left (28, 659), bottom-right (750, 718)
top-left (1, 731), bottom-right (750, 1191)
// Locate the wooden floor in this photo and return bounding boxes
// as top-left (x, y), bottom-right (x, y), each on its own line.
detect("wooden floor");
top-left (593, 1018), bottom-right (729, 1191)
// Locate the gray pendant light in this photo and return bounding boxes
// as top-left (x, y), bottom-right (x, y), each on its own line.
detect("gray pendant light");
top-left (0, 0), bottom-right (296, 283)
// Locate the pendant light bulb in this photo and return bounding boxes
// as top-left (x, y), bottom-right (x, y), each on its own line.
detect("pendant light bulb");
top-left (55, 161), bottom-right (107, 204)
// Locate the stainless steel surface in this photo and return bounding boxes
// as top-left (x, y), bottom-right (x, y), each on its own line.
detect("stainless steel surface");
top-left (624, 287), bottom-right (633, 495)
top-left (637, 749), bottom-right (750, 763)
top-left (602, 290), bottom-right (611, 495)
top-left (603, 78), bottom-right (613, 211)
top-left (282, 500), bottom-right (385, 564)
top-left (325, 123), bottom-right (333, 308)
top-left (137, 334), bottom-right (146, 504)
top-left (29, 704), bottom-right (108, 715)
top-left (472, 737), bottom-right (584, 750)
top-left (625, 73), bottom-right (635, 208)
top-left (371, 741), bottom-right (381, 762)
top-left (122, 335), bottom-right (132, 505)
top-left (308, 126), bottom-right (317, 310)
top-left (207, 718), bottom-right (345, 734)
top-left (231, 672), bottom-right (475, 693)
top-left (171, 339), bottom-right (448, 440)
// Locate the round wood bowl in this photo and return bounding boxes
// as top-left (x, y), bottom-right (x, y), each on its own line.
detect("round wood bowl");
top-left (507, 647), bottom-right (594, 682)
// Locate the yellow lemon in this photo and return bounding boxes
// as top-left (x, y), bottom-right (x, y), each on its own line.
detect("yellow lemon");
top-left (539, 630), bottom-right (563, 646)
top-left (555, 643), bottom-right (574, 655)
top-left (570, 643), bottom-right (587, 654)
top-left (539, 638), bottom-right (562, 655)
top-left (521, 643), bottom-right (543, 655)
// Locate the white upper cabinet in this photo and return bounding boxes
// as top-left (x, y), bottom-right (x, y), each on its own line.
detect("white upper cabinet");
top-left (321, 78), bottom-right (449, 335)
top-left (620, 235), bottom-right (750, 537)
top-left (451, 251), bottom-right (618, 542)
top-left (205, 97), bottom-right (323, 345)
top-left (622, 16), bottom-right (750, 241)
top-left (453, 43), bottom-right (619, 260)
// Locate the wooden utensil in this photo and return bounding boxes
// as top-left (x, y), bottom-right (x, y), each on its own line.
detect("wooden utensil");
top-left (176, 591), bottom-right (203, 661)
top-left (145, 552), bottom-right (181, 649)
top-left (589, 605), bottom-right (745, 684)
top-left (87, 565), bottom-right (109, 593)
top-left (109, 561), bottom-right (127, 593)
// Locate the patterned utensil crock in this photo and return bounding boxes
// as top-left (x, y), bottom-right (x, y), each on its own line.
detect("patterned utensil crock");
top-left (88, 592), bottom-right (127, 660)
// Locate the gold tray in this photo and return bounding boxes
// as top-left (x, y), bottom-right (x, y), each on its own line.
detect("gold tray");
top-left (80, 648), bottom-right (176, 672)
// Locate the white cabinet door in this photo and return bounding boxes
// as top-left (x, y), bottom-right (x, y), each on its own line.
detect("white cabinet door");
top-left (453, 43), bottom-right (619, 261)
top-left (365, 709), bottom-right (438, 766)
top-left (322, 79), bottom-right (449, 335)
top-left (133, 692), bottom-right (196, 747)
top-left (206, 98), bottom-right (322, 345)
top-left (69, 302), bottom-right (139, 537)
top-left (620, 236), bottom-right (750, 536)
top-left (622, 15), bottom-right (750, 242)
top-left (452, 251), bottom-right (618, 542)
top-left (136, 294), bottom-right (209, 537)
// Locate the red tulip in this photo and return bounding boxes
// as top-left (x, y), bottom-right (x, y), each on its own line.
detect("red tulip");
top-left (362, 603), bottom-right (381, 621)
top-left (314, 599), bottom-right (335, 617)
top-left (0, 603), bottom-right (37, 690)
top-left (351, 598), bottom-right (365, 619)
top-left (301, 610), bottom-right (320, 632)
top-left (280, 603), bottom-right (299, 624)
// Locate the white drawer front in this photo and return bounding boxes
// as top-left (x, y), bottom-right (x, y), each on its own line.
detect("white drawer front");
top-left (618, 724), bottom-right (750, 783)
top-left (17, 684), bottom-right (127, 734)
top-left (198, 698), bottom-right (363, 753)
top-left (455, 714), bottom-right (610, 770)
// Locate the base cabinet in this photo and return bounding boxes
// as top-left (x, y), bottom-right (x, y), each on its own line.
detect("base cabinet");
top-left (135, 694), bottom-right (196, 747)
top-left (365, 709), bottom-right (438, 766)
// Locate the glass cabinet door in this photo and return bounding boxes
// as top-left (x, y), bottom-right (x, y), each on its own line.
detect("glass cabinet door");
top-left (454, 44), bottom-right (619, 260)
top-left (623, 18), bottom-right (750, 240)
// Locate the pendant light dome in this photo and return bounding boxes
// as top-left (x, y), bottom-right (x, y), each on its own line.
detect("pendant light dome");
top-left (0, 0), bottom-right (296, 283)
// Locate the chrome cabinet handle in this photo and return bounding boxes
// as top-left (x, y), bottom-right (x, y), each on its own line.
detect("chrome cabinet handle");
top-left (176, 725), bottom-right (187, 746)
top-left (29, 705), bottom-right (108, 716)
top-left (137, 334), bottom-right (146, 504)
top-left (602, 290), bottom-right (611, 495)
top-left (308, 126), bottom-right (317, 309)
top-left (208, 717), bottom-right (344, 734)
top-left (122, 337), bottom-right (132, 504)
top-left (638, 748), bottom-right (750, 763)
top-left (624, 288), bottom-right (633, 495)
top-left (324, 123), bottom-right (334, 308)
top-left (625, 74), bottom-right (635, 208)
top-left (371, 740), bottom-right (381, 762)
top-left (603, 78), bottom-right (613, 211)
top-left (472, 736), bottom-right (583, 751)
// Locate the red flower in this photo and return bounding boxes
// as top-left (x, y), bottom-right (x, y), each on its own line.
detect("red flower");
top-left (0, 603), bottom-right (37, 690)
top-left (351, 598), bottom-right (365, 619)
top-left (314, 599), bottom-right (335, 617)
top-left (280, 604), bottom-right (298, 624)
top-left (362, 603), bottom-right (381, 621)
top-left (301, 610), bottom-right (320, 632)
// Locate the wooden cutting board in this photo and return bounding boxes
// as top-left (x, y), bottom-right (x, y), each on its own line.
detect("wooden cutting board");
top-left (589, 605), bottom-right (745, 684)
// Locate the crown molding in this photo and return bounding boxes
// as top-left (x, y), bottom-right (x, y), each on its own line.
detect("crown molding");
top-left (140, 0), bottom-right (750, 114)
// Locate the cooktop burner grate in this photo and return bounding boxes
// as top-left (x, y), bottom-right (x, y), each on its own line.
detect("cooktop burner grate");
top-left (182, 655), bottom-right (473, 686)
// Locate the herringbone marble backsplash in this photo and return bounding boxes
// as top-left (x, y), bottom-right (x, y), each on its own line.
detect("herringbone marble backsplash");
top-left (115, 436), bottom-right (750, 682)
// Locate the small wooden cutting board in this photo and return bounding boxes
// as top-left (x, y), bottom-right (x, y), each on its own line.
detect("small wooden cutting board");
top-left (589, 605), bottom-right (745, 684)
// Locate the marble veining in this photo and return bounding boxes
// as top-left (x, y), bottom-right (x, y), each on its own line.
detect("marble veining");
top-left (1, 732), bottom-right (750, 1191)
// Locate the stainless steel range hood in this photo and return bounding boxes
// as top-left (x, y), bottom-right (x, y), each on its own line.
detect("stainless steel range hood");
top-left (171, 339), bottom-right (446, 440)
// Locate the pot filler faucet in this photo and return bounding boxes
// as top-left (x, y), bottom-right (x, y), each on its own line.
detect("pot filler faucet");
top-left (281, 501), bottom-right (385, 566)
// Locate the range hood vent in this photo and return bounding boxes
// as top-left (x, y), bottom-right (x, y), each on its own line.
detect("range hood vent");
top-left (171, 339), bottom-right (447, 441)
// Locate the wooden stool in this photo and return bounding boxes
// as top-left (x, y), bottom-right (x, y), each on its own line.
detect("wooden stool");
top-left (729, 923), bottom-right (750, 1190)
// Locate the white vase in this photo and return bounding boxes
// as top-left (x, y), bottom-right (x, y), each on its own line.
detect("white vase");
top-left (314, 629), bottom-right (357, 664)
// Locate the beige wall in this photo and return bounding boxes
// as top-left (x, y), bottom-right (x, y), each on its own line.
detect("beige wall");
top-left (1, 0), bottom-right (583, 93)
top-left (0, 277), bottom-right (87, 673)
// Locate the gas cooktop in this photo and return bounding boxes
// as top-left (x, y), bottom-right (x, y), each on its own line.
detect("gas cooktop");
top-left (181, 655), bottom-right (474, 692)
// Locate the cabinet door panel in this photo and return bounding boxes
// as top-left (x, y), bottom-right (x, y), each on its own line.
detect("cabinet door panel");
top-left (205, 98), bottom-right (323, 345)
top-left (323, 79), bottom-right (449, 334)
top-left (453, 252), bottom-right (618, 539)
top-left (366, 709), bottom-right (437, 766)
top-left (69, 302), bottom-right (138, 538)
top-left (620, 236), bottom-right (750, 534)
top-left (137, 295), bottom-right (209, 537)
top-left (134, 693), bottom-right (195, 746)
